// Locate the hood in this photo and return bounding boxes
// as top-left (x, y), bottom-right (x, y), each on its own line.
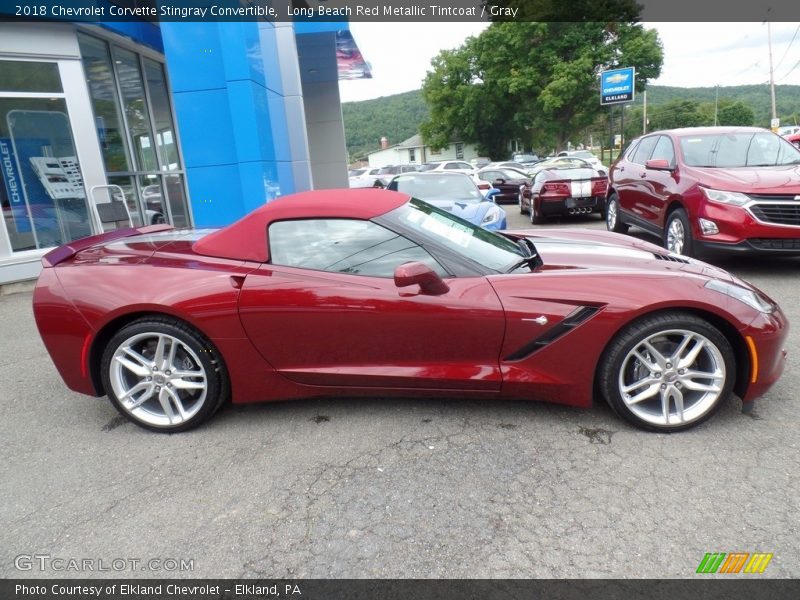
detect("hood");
top-left (508, 228), bottom-right (736, 282)
top-left (686, 164), bottom-right (800, 194)
top-left (425, 198), bottom-right (491, 224)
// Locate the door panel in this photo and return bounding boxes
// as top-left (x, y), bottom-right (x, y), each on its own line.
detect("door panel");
top-left (239, 265), bottom-right (506, 390)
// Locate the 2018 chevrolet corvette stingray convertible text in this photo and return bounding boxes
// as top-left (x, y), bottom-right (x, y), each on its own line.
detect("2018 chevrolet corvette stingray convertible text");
top-left (33, 189), bottom-right (787, 433)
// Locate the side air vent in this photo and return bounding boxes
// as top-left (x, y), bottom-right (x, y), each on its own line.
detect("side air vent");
top-left (504, 306), bottom-right (600, 362)
top-left (654, 253), bottom-right (690, 264)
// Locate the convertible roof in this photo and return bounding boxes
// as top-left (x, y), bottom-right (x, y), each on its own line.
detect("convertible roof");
top-left (193, 188), bottom-right (411, 262)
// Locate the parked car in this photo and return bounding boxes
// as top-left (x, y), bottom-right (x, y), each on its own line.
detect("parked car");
top-left (512, 153), bottom-right (540, 167)
top-left (34, 189), bottom-right (788, 433)
top-left (607, 126), bottom-right (800, 258)
top-left (491, 161), bottom-right (528, 172)
top-left (475, 167), bottom-right (532, 205)
top-left (349, 167), bottom-right (382, 188)
top-left (371, 164), bottom-right (419, 188)
top-left (557, 150), bottom-right (607, 174)
top-left (785, 132), bottom-right (800, 149)
top-left (386, 171), bottom-right (506, 230)
top-left (419, 160), bottom-right (476, 175)
top-left (521, 158), bottom-right (608, 224)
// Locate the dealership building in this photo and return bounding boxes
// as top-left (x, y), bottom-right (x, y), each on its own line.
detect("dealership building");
top-left (0, 15), bottom-right (368, 284)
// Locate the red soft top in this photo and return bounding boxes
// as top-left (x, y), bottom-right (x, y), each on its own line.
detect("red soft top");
top-left (192, 188), bottom-right (411, 262)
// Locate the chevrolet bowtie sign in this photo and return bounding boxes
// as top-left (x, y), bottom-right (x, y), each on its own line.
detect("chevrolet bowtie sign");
top-left (600, 67), bottom-right (636, 105)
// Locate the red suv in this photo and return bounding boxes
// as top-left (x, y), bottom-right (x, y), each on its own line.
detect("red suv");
top-left (606, 127), bottom-right (800, 257)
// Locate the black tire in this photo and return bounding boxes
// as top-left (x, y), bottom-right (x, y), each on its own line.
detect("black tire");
top-left (529, 197), bottom-right (545, 225)
top-left (598, 312), bottom-right (735, 433)
top-left (100, 317), bottom-right (229, 433)
top-left (664, 207), bottom-right (694, 257)
top-left (606, 193), bottom-right (629, 233)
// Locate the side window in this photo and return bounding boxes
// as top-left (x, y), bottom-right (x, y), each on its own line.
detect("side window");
top-left (624, 140), bottom-right (640, 161)
top-left (650, 136), bottom-right (675, 166)
top-left (631, 136), bottom-right (658, 165)
top-left (459, 162), bottom-right (472, 170)
top-left (269, 219), bottom-right (448, 278)
top-left (444, 163), bottom-right (459, 170)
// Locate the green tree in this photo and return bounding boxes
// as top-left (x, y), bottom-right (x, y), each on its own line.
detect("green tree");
top-left (420, 18), bottom-right (663, 158)
top-left (716, 101), bottom-right (755, 126)
top-left (649, 99), bottom-right (705, 130)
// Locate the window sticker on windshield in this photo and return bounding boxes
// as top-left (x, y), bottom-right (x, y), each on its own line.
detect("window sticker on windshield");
top-left (406, 210), bottom-right (423, 224)
top-left (420, 213), bottom-right (472, 247)
top-left (685, 138), bottom-right (703, 143)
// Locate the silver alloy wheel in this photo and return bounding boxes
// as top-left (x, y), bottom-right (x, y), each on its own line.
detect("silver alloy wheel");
top-left (519, 192), bottom-right (524, 213)
top-left (667, 217), bottom-right (685, 254)
top-left (109, 332), bottom-right (208, 427)
top-left (618, 329), bottom-right (726, 427)
top-left (607, 199), bottom-right (618, 229)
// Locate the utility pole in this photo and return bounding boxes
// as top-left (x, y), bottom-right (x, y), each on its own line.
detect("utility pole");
top-left (713, 85), bottom-right (719, 126)
top-left (642, 89), bottom-right (647, 134)
top-left (768, 22), bottom-right (778, 126)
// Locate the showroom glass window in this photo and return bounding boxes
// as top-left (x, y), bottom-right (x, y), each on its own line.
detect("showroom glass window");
top-left (78, 33), bottom-right (189, 228)
top-left (268, 219), bottom-right (447, 277)
top-left (0, 59), bottom-right (92, 251)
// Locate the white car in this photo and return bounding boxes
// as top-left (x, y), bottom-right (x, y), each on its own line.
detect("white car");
top-left (418, 160), bottom-right (476, 175)
top-left (348, 167), bottom-right (382, 188)
top-left (556, 150), bottom-right (607, 175)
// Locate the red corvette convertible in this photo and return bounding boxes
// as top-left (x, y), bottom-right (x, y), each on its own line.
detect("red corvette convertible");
top-left (33, 189), bottom-right (787, 433)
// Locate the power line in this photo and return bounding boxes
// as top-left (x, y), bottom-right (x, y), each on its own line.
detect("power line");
top-left (773, 24), bottom-right (800, 71)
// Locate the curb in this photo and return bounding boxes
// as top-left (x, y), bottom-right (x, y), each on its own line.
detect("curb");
top-left (0, 279), bottom-right (36, 296)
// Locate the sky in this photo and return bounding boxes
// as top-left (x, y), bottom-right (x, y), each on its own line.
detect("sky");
top-left (338, 22), bottom-right (800, 103)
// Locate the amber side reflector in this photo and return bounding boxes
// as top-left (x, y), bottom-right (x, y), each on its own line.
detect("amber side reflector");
top-left (745, 336), bottom-right (759, 384)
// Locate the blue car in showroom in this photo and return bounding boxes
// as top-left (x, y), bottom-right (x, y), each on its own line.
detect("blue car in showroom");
top-left (386, 171), bottom-right (506, 230)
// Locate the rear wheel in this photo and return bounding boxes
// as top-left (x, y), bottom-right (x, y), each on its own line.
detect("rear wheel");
top-left (529, 197), bottom-right (545, 224)
top-left (606, 193), bottom-right (629, 233)
top-left (518, 192), bottom-right (525, 214)
top-left (664, 208), bottom-right (694, 257)
top-left (598, 312), bottom-right (735, 432)
top-left (101, 317), bottom-right (229, 433)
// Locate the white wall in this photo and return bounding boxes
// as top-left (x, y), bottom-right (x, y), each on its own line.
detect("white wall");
top-left (369, 142), bottom-right (479, 167)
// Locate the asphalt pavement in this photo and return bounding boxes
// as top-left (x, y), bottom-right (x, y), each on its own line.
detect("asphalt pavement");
top-left (1, 210), bottom-right (798, 578)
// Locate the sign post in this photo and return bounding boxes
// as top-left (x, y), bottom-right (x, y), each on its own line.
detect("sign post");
top-left (601, 67), bottom-right (636, 152)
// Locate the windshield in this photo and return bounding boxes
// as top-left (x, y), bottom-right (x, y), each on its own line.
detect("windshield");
top-left (418, 163), bottom-right (441, 171)
top-left (388, 174), bottom-right (483, 202)
top-left (382, 197), bottom-right (523, 272)
top-left (349, 169), bottom-right (366, 177)
top-left (498, 168), bottom-right (528, 179)
top-left (679, 131), bottom-right (800, 167)
top-left (513, 154), bottom-right (538, 162)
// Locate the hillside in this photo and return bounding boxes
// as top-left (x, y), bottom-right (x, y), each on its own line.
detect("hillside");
top-left (341, 90), bottom-right (428, 161)
top-left (343, 85), bottom-right (800, 159)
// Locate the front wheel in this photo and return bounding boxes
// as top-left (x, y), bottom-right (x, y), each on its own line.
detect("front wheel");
top-left (598, 312), bottom-right (735, 432)
top-left (606, 193), bottom-right (628, 233)
top-left (664, 208), bottom-right (694, 257)
top-left (101, 317), bottom-right (229, 432)
top-left (518, 192), bottom-right (525, 214)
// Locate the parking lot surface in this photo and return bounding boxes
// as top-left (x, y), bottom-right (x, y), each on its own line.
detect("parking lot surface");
top-left (2, 211), bottom-right (798, 578)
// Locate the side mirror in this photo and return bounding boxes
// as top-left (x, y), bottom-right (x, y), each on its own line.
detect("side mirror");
top-left (494, 178), bottom-right (506, 185)
top-left (394, 262), bottom-right (449, 296)
top-left (484, 188), bottom-right (501, 202)
top-left (645, 158), bottom-right (673, 171)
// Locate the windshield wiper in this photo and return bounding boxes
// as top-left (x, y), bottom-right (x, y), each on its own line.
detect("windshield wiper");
top-left (505, 255), bottom-right (542, 273)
